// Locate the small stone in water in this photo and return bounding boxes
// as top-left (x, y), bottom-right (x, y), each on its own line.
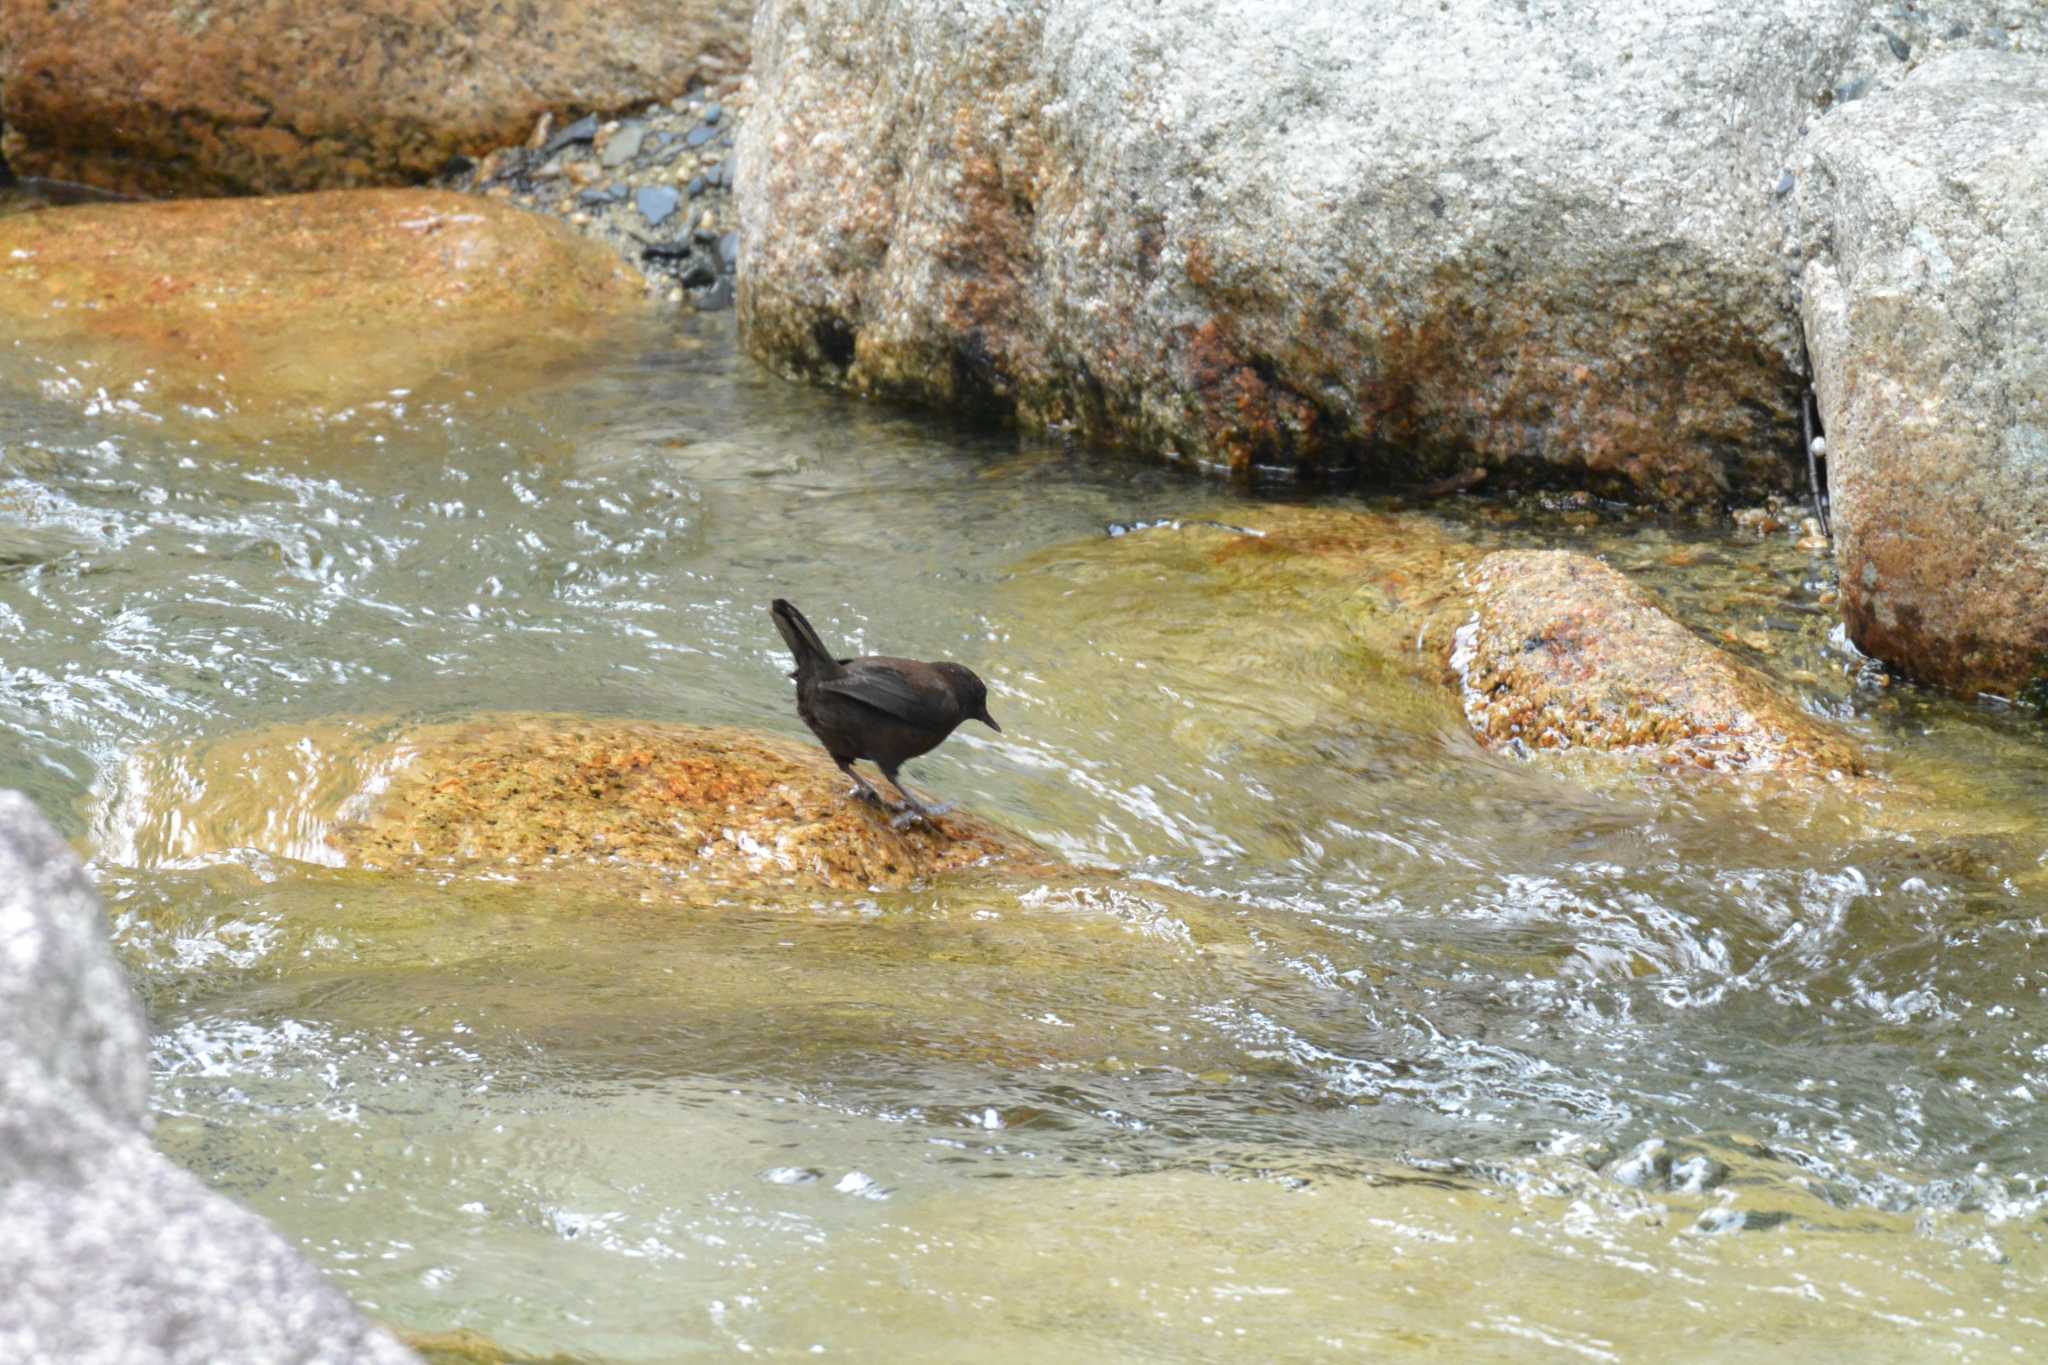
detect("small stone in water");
top-left (759, 1166), bottom-right (823, 1185)
top-left (719, 231), bottom-right (739, 269)
top-left (832, 1170), bottom-right (890, 1200)
top-left (704, 101), bottom-right (723, 125)
top-left (685, 124), bottom-right (717, 148)
top-left (697, 277), bottom-right (735, 312)
top-left (687, 174), bottom-right (707, 198)
top-left (1774, 169), bottom-right (1795, 196)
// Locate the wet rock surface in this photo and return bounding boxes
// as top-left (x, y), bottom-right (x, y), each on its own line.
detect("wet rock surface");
top-left (739, 0), bottom-right (1868, 500)
top-left (1453, 549), bottom-right (1868, 780)
top-left (1796, 51), bottom-right (2048, 699)
top-left (103, 715), bottom-right (1051, 901)
top-left (0, 188), bottom-right (648, 423)
top-left (0, 792), bottom-right (417, 1365)
top-left (0, 0), bottom-right (750, 197)
top-left (1028, 507), bottom-right (1876, 788)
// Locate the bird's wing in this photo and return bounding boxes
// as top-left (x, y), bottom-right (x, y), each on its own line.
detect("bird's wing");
top-left (818, 661), bottom-right (958, 729)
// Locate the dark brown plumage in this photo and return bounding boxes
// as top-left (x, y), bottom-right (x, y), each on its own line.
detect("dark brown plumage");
top-left (770, 599), bottom-right (1001, 826)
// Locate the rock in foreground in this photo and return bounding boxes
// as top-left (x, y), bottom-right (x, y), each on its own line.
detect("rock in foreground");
top-left (740, 0), bottom-right (1864, 499)
top-left (0, 189), bottom-right (647, 424)
top-left (101, 716), bottom-right (1046, 899)
top-left (1798, 52), bottom-right (2048, 700)
top-left (0, 0), bottom-right (750, 196)
top-left (0, 792), bottom-right (417, 1365)
top-left (1454, 550), bottom-right (1866, 781)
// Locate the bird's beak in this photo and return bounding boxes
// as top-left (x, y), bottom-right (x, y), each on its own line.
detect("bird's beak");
top-left (977, 709), bottom-right (1002, 733)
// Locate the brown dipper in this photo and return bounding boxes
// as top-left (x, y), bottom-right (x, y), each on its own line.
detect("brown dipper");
top-left (770, 599), bottom-right (1001, 827)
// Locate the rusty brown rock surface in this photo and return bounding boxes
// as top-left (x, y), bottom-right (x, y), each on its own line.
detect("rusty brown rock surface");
top-left (0, 189), bottom-right (647, 422)
top-left (99, 714), bottom-right (1048, 901)
top-left (1453, 550), bottom-right (1866, 781)
top-left (739, 0), bottom-right (1870, 502)
top-left (1796, 52), bottom-right (2048, 700)
top-left (0, 0), bottom-right (750, 197)
top-left (336, 717), bottom-right (1044, 894)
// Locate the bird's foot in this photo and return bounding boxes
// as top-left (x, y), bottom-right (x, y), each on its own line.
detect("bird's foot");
top-left (887, 798), bottom-right (955, 831)
top-left (847, 783), bottom-right (885, 805)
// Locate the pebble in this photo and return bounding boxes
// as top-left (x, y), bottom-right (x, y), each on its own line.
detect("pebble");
top-left (687, 174), bottom-right (707, 198)
top-left (1774, 169), bottom-right (1795, 196)
top-left (543, 114), bottom-right (600, 158)
top-left (685, 124), bottom-right (717, 148)
top-left (601, 122), bottom-right (647, 167)
top-left (719, 231), bottom-right (739, 269)
top-left (577, 184), bottom-right (626, 207)
top-left (698, 277), bottom-right (735, 312)
top-left (636, 185), bottom-right (681, 228)
top-left (704, 101), bottom-right (723, 126)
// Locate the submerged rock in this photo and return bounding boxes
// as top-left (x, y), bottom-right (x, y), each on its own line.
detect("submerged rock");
top-left (0, 791), bottom-right (417, 1364)
top-left (0, 189), bottom-right (647, 425)
top-left (1797, 52), bottom-right (2048, 700)
top-left (740, 0), bottom-right (1866, 499)
top-left (1452, 550), bottom-right (1867, 781)
top-left (0, 1), bottom-right (749, 196)
top-left (1019, 507), bottom-right (1873, 788)
top-left (99, 715), bottom-right (1048, 900)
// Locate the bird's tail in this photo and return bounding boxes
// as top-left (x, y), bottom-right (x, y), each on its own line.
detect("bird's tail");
top-left (771, 599), bottom-right (844, 679)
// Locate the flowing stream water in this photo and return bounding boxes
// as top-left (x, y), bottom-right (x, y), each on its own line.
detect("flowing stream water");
top-left (5, 307), bottom-right (2048, 1362)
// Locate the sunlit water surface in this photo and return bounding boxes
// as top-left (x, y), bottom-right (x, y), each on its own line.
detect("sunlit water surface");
top-left (5, 312), bottom-right (2048, 1361)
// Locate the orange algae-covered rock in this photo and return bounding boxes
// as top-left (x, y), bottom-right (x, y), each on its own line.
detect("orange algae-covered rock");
top-left (1452, 550), bottom-right (1866, 781)
top-left (97, 714), bottom-right (1048, 901)
top-left (335, 716), bottom-right (1043, 895)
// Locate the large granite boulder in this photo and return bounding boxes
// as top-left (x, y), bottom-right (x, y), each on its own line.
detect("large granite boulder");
top-left (0, 0), bottom-right (750, 196)
top-left (1797, 51), bottom-right (2048, 699)
top-left (739, 0), bottom-right (1869, 501)
top-left (0, 189), bottom-right (647, 428)
top-left (0, 791), bottom-right (417, 1364)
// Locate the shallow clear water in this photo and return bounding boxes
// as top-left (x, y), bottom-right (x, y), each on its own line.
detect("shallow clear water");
top-left (7, 310), bottom-right (2048, 1361)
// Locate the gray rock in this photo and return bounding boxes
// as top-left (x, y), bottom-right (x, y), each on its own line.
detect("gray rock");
top-left (719, 229), bottom-right (740, 269)
top-left (688, 174), bottom-right (708, 198)
top-left (543, 113), bottom-right (601, 158)
top-left (698, 276), bottom-right (735, 312)
top-left (1796, 51), bottom-right (2048, 698)
top-left (0, 791), bottom-right (417, 1365)
top-left (685, 123), bottom-right (717, 148)
top-left (601, 120), bottom-right (647, 167)
top-left (739, 0), bottom-right (1872, 500)
top-left (638, 184), bottom-right (682, 227)
top-left (704, 100), bottom-right (723, 125)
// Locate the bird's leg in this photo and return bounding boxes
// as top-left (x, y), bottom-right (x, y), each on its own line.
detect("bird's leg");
top-left (835, 759), bottom-right (889, 807)
top-left (880, 767), bottom-right (955, 830)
